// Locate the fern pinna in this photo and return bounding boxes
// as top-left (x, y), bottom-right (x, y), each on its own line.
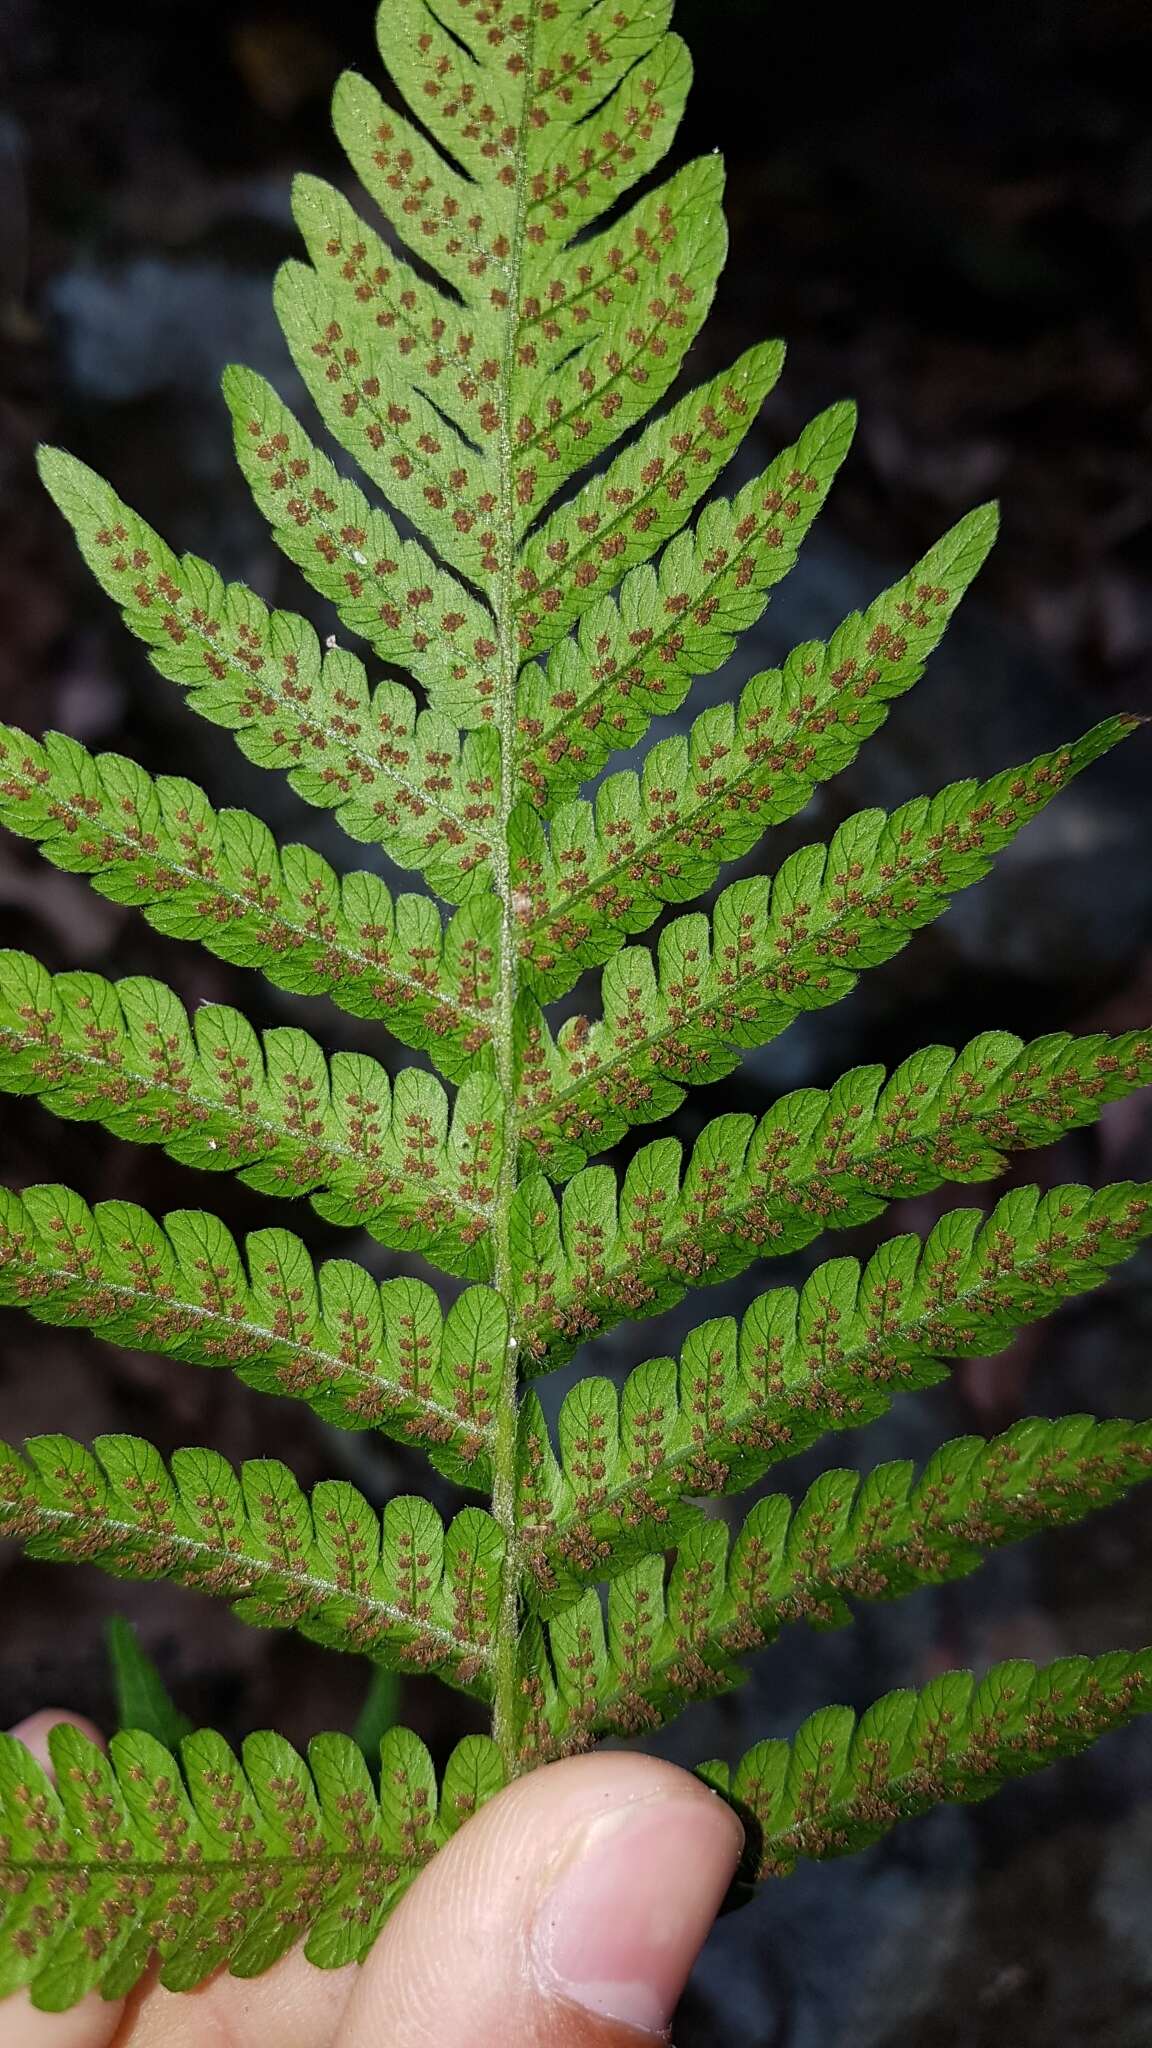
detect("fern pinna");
top-left (1, 0), bottom-right (1151, 2012)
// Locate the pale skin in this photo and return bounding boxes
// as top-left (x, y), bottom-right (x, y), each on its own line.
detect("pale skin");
top-left (3, 1713), bottom-right (744, 2048)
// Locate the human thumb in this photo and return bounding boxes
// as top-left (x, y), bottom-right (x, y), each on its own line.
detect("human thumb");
top-left (337, 1750), bottom-right (744, 2046)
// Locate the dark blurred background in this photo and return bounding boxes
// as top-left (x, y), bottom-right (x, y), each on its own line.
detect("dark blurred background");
top-left (2, 1), bottom-right (1152, 2039)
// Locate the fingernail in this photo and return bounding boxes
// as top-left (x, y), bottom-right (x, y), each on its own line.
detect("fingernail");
top-left (531, 1786), bottom-right (743, 2036)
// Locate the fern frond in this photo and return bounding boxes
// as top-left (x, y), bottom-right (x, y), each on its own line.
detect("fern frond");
top-left (518, 1181), bottom-right (1152, 1605)
top-left (521, 157), bottom-right (725, 380)
top-left (700, 1649), bottom-right (1152, 1877)
top-left (517, 723), bottom-right (1133, 1177)
top-left (280, 159), bottom-right (727, 548)
top-left (0, 953), bottom-right (500, 1276)
top-left (515, 344), bottom-right (787, 656)
top-left (315, 8), bottom-right (731, 556)
top-left (275, 262), bottom-right (503, 587)
top-left (502, 153), bottom-right (730, 528)
top-left (36, 444), bottom-right (499, 889)
top-left (513, 402), bottom-right (857, 816)
top-left (0, 1183), bottom-right (502, 1476)
top-left (221, 365), bottom-right (504, 737)
top-left (303, 74), bottom-right (731, 407)
top-left (332, 8), bottom-right (691, 307)
top-left (0, 1434), bottom-right (502, 1688)
top-left (319, 4), bottom-right (783, 654)
top-left (289, 173), bottom-right (500, 436)
top-left (0, 1719), bottom-right (506, 2007)
top-left (537, 1418), bottom-right (1152, 1743)
top-left (328, 75), bottom-right (498, 306)
top-left (513, 505), bottom-right (998, 992)
top-left (513, 1026), bottom-right (1152, 1364)
top-left (387, 0), bottom-right (686, 231)
top-left (0, 724), bottom-right (497, 1083)
top-left (328, 72), bottom-right (505, 308)
top-left (11, 0), bottom-right (1152, 2001)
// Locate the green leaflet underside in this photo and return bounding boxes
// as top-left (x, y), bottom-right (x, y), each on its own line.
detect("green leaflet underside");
top-left (0, 722), bottom-right (498, 1083)
top-left (0, 1182), bottom-right (503, 1481)
top-left (0, 1721), bottom-right (507, 2007)
top-left (511, 1026), bottom-right (1152, 1365)
top-left (512, 374), bottom-right (839, 814)
top-left (36, 445), bottom-right (502, 887)
top-left (700, 1650), bottom-right (1152, 1878)
top-left (64, 301), bottom-right (493, 727)
top-left (0, 1434), bottom-right (503, 1691)
top-left (5, 1655), bottom-right (1152, 2010)
top-left (513, 340), bottom-right (786, 656)
top-left (516, 722), bottom-right (1135, 1178)
top-left (511, 504), bottom-right (998, 992)
top-left (536, 1416), bottom-right (1152, 1741)
top-left (519, 1181), bottom-right (1152, 1611)
top-left (0, 951), bottom-right (501, 1278)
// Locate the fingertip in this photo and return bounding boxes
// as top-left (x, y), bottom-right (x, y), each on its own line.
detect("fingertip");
top-left (0, 1992), bottom-right (126, 2048)
top-left (528, 1758), bottom-right (743, 2035)
top-left (7, 1710), bottom-right (106, 1767)
top-left (341, 1751), bottom-right (743, 2046)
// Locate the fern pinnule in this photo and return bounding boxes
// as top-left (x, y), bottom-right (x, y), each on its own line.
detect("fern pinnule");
top-left (705, 1647), bottom-right (1152, 1879)
top-left (0, 950), bottom-right (502, 1276)
top-left (0, 1181), bottom-right (502, 1472)
top-left (517, 1180), bottom-right (1152, 1608)
top-left (515, 722), bottom-right (1133, 1177)
top-left (35, 442), bottom-right (502, 890)
top-left (512, 501), bottom-right (997, 991)
top-left (0, 1435), bottom-right (502, 1688)
top-left (536, 1414), bottom-right (1152, 1745)
top-left (0, 723), bottom-right (498, 1079)
top-left (512, 395), bottom-right (854, 812)
top-left (3, 0), bottom-right (1151, 2012)
top-left (509, 1028), bottom-right (1152, 1365)
top-left (0, 1719), bottom-right (505, 2005)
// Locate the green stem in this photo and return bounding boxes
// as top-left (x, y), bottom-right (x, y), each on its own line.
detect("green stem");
top-left (487, 3), bottom-right (543, 1781)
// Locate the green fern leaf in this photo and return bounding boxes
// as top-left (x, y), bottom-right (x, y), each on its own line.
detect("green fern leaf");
top-left (0, 953), bottom-right (501, 1275)
top-left (275, 262), bottom-right (503, 586)
top-left (508, 152), bottom-right (730, 524)
top-left (516, 343), bottom-right (787, 656)
top-left (289, 171), bottom-right (501, 435)
top-left (538, 1417), bottom-right (1152, 1743)
top-left (0, 1434), bottom-right (502, 1687)
top-left (517, 723), bottom-right (1134, 1177)
top-left (221, 365), bottom-right (505, 735)
top-left (513, 503), bottom-right (998, 991)
top-left (513, 401), bottom-right (857, 815)
top-left (105, 1617), bottom-right (194, 1749)
top-left (387, 0), bottom-right (687, 229)
top-left (0, 1183), bottom-right (501, 1477)
top-left (37, 444), bottom-right (500, 888)
top-left (0, 1720), bottom-right (506, 2007)
top-left (328, 70), bottom-right (506, 307)
top-left (520, 158), bottom-right (724, 381)
top-left (331, 9), bottom-right (692, 301)
top-left (0, 723), bottom-right (496, 1081)
top-left (519, 1181), bottom-right (1152, 1607)
top-left (282, 160), bottom-right (728, 546)
top-left (700, 1649), bottom-right (1152, 1877)
top-left (512, 1027), bottom-right (1152, 1364)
